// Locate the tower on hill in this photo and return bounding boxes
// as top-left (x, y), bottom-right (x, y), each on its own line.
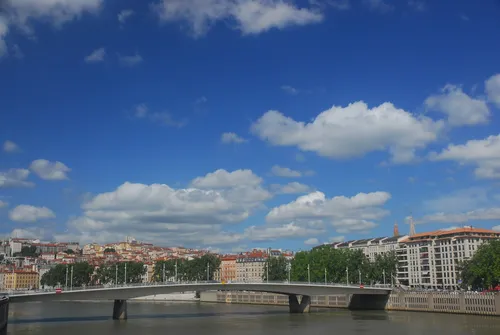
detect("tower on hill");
top-left (393, 221), bottom-right (400, 237)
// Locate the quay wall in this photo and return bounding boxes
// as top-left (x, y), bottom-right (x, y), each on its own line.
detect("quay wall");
top-left (200, 291), bottom-right (500, 316)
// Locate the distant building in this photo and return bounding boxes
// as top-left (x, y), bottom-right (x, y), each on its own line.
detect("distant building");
top-left (236, 251), bottom-right (267, 283)
top-left (1, 270), bottom-right (39, 290)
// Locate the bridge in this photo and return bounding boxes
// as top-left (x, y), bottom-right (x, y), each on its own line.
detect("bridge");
top-left (5, 281), bottom-right (392, 321)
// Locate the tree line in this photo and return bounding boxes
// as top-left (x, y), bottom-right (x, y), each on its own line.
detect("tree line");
top-left (460, 240), bottom-right (500, 290)
top-left (153, 254), bottom-right (220, 282)
top-left (263, 246), bottom-right (398, 285)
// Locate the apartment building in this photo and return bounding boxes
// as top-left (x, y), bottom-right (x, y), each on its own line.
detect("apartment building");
top-left (331, 236), bottom-right (407, 262)
top-left (236, 251), bottom-right (267, 283)
top-left (1, 270), bottom-right (39, 290)
top-left (397, 227), bottom-right (500, 289)
top-left (215, 255), bottom-right (237, 282)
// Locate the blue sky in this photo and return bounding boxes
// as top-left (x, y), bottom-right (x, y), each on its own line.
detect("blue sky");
top-left (1, 0), bottom-right (500, 251)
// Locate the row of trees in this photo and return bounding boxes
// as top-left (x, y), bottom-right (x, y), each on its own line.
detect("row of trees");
top-left (40, 261), bottom-right (147, 288)
top-left (153, 254), bottom-right (221, 282)
top-left (460, 240), bottom-right (500, 290)
top-left (263, 247), bottom-right (398, 285)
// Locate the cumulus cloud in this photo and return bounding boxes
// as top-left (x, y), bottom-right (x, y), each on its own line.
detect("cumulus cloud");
top-left (281, 85), bottom-right (299, 95)
top-left (9, 205), bottom-right (56, 222)
top-left (485, 74), bottom-right (500, 108)
top-left (221, 132), bottom-right (248, 144)
top-left (0, 169), bottom-right (34, 188)
top-left (0, 0), bottom-right (102, 53)
top-left (266, 190), bottom-right (391, 234)
top-left (0, 200), bottom-right (8, 208)
top-left (418, 208), bottom-right (500, 225)
top-left (251, 101), bottom-right (443, 164)
top-left (304, 237), bottom-right (319, 245)
top-left (30, 159), bottom-right (71, 180)
top-left (429, 134), bottom-right (500, 179)
top-left (424, 84), bottom-right (490, 126)
top-left (152, 0), bottom-right (323, 37)
top-left (61, 169), bottom-right (273, 246)
top-left (118, 9), bottom-right (134, 24)
top-left (244, 223), bottom-right (324, 242)
top-left (84, 47), bottom-right (105, 63)
top-left (118, 53), bottom-right (143, 66)
top-left (270, 182), bottom-right (312, 194)
top-left (3, 140), bottom-right (20, 153)
top-left (270, 165), bottom-right (302, 177)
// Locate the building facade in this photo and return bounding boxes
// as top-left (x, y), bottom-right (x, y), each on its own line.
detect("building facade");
top-left (1, 271), bottom-right (39, 290)
top-left (236, 252), bottom-right (267, 283)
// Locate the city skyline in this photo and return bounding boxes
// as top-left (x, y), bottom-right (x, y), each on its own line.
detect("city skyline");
top-left (1, 0), bottom-right (500, 251)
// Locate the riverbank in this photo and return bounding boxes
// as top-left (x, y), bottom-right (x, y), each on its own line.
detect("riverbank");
top-left (200, 291), bottom-right (500, 316)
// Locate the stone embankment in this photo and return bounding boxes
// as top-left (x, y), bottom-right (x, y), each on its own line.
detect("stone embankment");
top-left (200, 291), bottom-right (500, 316)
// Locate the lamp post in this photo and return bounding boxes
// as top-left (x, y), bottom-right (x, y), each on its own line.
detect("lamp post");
top-left (115, 264), bottom-right (118, 286)
top-left (358, 269), bottom-right (361, 285)
top-left (207, 262), bottom-right (210, 281)
top-left (288, 262), bottom-right (291, 283)
top-left (65, 265), bottom-right (68, 290)
top-left (391, 272), bottom-right (394, 287)
top-left (70, 266), bottom-right (73, 290)
top-left (383, 269), bottom-right (386, 286)
top-left (175, 261), bottom-right (178, 283)
top-left (307, 264), bottom-right (310, 284)
top-left (162, 263), bottom-right (165, 283)
top-left (266, 263), bottom-right (269, 283)
top-left (124, 263), bottom-right (127, 286)
top-left (346, 267), bottom-right (349, 285)
top-left (324, 268), bottom-right (327, 285)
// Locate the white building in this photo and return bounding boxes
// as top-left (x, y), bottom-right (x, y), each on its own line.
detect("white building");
top-left (397, 227), bottom-right (500, 289)
top-left (236, 253), bottom-right (267, 283)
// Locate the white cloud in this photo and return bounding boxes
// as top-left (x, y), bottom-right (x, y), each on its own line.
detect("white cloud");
top-left (118, 9), bottom-right (134, 24)
top-left (493, 225), bottom-right (500, 231)
top-left (244, 223), bottom-right (324, 242)
top-left (118, 53), bottom-right (143, 66)
top-left (364, 0), bottom-right (393, 12)
top-left (423, 187), bottom-right (490, 214)
top-left (429, 134), bottom-right (500, 179)
top-left (84, 47), bottom-right (105, 63)
top-left (0, 200), bottom-right (8, 208)
top-left (0, 169), bottom-right (34, 188)
top-left (271, 182), bottom-right (312, 194)
top-left (221, 132), bottom-right (248, 144)
top-left (1, 0), bottom-right (102, 52)
top-left (251, 101), bottom-right (443, 164)
top-left (329, 235), bottom-right (345, 243)
top-left (152, 0), bottom-right (323, 37)
top-left (132, 103), bottom-right (187, 127)
top-left (424, 84), bottom-right (490, 126)
top-left (419, 208), bottom-right (500, 224)
top-left (61, 169), bottom-right (272, 246)
top-left (3, 140), bottom-right (20, 153)
top-left (30, 159), bottom-right (71, 180)
top-left (281, 85), bottom-right (299, 95)
top-left (304, 237), bottom-right (319, 245)
top-left (271, 165), bottom-right (302, 177)
top-left (9, 205), bottom-right (56, 222)
top-left (485, 74), bottom-right (500, 108)
top-left (266, 191), bottom-right (391, 234)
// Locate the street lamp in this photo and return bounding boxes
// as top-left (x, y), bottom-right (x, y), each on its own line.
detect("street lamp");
top-left (307, 264), bottom-right (310, 284)
top-left (124, 263), bottom-right (127, 286)
top-left (358, 269), bottom-right (361, 285)
top-left (383, 269), bottom-right (386, 286)
top-left (346, 267), bottom-right (349, 285)
top-left (324, 268), bottom-right (327, 285)
top-left (287, 262), bottom-right (291, 283)
top-left (115, 264), bottom-right (118, 286)
top-left (175, 261), bottom-right (178, 282)
top-left (70, 266), bottom-right (73, 290)
top-left (65, 265), bottom-right (68, 290)
top-left (266, 263), bottom-right (269, 283)
top-left (207, 262), bottom-right (210, 281)
top-left (162, 263), bottom-right (165, 283)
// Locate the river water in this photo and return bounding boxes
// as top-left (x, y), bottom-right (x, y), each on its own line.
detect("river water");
top-left (7, 301), bottom-right (500, 335)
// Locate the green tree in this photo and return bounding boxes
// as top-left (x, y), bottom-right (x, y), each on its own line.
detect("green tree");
top-left (262, 255), bottom-right (288, 281)
top-left (95, 261), bottom-right (147, 284)
top-left (41, 262), bottom-right (95, 288)
top-left (104, 248), bottom-right (116, 253)
top-left (460, 240), bottom-right (500, 290)
top-left (14, 246), bottom-right (39, 257)
top-left (153, 254), bottom-right (221, 282)
top-left (64, 249), bottom-right (75, 254)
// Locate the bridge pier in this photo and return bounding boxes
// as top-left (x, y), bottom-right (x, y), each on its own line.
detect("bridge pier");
top-left (288, 294), bottom-right (311, 313)
top-left (0, 297), bottom-right (9, 335)
top-left (112, 299), bottom-right (128, 320)
top-left (348, 294), bottom-right (389, 310)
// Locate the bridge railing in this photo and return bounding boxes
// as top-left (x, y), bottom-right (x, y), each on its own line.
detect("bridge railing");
top-left (4, 280), bottom-right (392, 296)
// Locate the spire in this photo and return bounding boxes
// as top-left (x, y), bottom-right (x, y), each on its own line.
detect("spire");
top-left (393, 221), bottom-right (400, 237)
top-left (409, 213), bottom-right (416, 236)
